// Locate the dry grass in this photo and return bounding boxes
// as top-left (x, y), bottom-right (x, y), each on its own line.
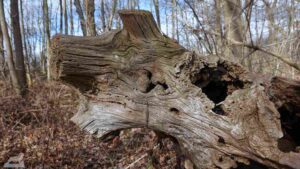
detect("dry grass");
top-left (0, 81), bottom-right (184, 169)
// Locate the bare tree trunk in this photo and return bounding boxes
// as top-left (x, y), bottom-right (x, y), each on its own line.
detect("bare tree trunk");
top-left (116, 0), bottom-right (122, 29)
top-left (39, 4), bottom-right (47, 75)
top-left (63, 0), bottom-right (68, 35)
top-left (214, 0), bottom-right (223, 55)
top-left (175, 1), bottom-right (179, 42)
top-left (165, 6), bottom-right (168, 35)
top-left (11, 0), bottom-right (27, 95)
top-left (51, 10), bottom-right (300, 169)
top-left (172, 0), bottom-right (176, 39)
top-left (107, 0), bottom-right (117, 31)
top-left (153, 0), bottom-right (160, 29)
top-left (0, 26), bottom-right (5, 79)
top-left (223, 0), bottom-right (244, 59)
top-left (59, 0), bottom-right (63, 33)
top-left (127, 0), bottom-right (133, 9)
top-left (100, 0), bottom-right (106, 31)
top-left (70, 0), bottom-right (74, 35)
top-left (85, 0), bottom-right (96, 36)
top-left (20, 0), bottom-right (32, 86)
top-left (263, 0), bottom-right (278, 44)
top-left (43, 0), bottom-right (51, 80)
top-left (74, 0), bottom-right (87, 36)
top-left (0, 0), bottom-right (21, 95)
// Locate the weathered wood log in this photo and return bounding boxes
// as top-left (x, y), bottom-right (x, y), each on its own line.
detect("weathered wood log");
top-left (50, 10), bottom-right (300, 169)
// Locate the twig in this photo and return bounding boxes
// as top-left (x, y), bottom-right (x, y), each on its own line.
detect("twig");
top-left (124, 153), bottom-right (148, 169)
top-left (192, 28), bottom-right (300, 71)
top-left (124, 144), bottom-right (159, 169)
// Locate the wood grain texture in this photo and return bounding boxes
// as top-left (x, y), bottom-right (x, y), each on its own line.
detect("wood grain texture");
top-left (51, 10), bottom-right (300, 169)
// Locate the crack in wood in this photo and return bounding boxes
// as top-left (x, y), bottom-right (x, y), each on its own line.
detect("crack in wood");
top-left (146, 101), bottom-right (149, 128)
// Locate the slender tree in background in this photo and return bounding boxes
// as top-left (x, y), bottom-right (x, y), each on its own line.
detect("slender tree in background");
top-left (11, 0), bottom-right (27, 95)
top-left (43, 0), bottom-right (51, 80)
top-left (59, 0), bottom-right (63, 33)
top-left (0, 0), bottom-right (22, 95)
top-left (70, 0), bottom-right (74, 34)
top-left (175, 1), bottom-right (179, 42)
top-left (172, 0), bottom-right (176, 39)
top-left (85, 0), bottom-right (96, 36)
top-left (223, 0), bottom-right (244, 59)
top-left (116, 0), bottom-right (122, 29)
top-left (127, 0), bottom-right (132, 9)
top-left (107, 0), bottom-right (117, 31)
top-left (165, 4), bottom-right (168, 35)
top-left (20, 0), bottom-right (32, 85)
top-left (264, 0), bottom-right (278, 44)
top-left (100, 0), bottom-right (106, 31)
top-left (40, 1), bottom-right (47, 75)
top-left (0, 26), bottom-right (5, 79)
top-left (153, 0), bottom-right (161, 29)
top-left (74, 0), bottom-right (87, 36)
top-left (63, 0), bottom-right (68, 35)
top-left (214, 0), bottom-right (222, 55)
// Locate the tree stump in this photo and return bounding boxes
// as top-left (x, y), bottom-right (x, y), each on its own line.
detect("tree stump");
top-left (50, 10), bottom-right (300, 169)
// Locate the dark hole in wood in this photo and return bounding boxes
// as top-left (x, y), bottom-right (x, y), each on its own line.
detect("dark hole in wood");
top-left (170, 108), bottom-right (180, 114)
top-left (144, 70), bottom-right (168, 93)
top-left (191, 65), bottom-right (244, 104)
top-left (218, 136), bottom-right (225, 144)
top-left (158, 82), bottom-right (169, 90)
top-left (143, 70), bottom-right (156, 93)
top-left (147, 70), bottom-right (152, 79)
top-left (202, 80), bottom-right (228, 104)
top-left (277, 103), bottom-right (300, 152)
top-left (234, 160), bottom-right (269, 169)
top-left (100, 129), bottom-right (121, 142)
top-left (61, 75), bottom-right (97, 93)
top-left (219, 157), bottom-right (223, 162)
top-left (212, 105), bottom-right (226, 116)
top-left (233, 80), bottom-right (244, 88)
top-left (146, 82), bottom-right (156, 93)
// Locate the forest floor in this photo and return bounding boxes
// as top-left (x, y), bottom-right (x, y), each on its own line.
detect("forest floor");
top-left (0, 80), bottom-right (187, 169)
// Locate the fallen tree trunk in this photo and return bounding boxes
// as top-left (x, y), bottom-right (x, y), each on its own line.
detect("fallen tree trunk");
top-left (50, 10), bottom-right (300, 169)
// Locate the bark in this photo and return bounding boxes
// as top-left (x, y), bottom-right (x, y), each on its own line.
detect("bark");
top-left (223, 0), bottom-right (244, 59)
top-left (0, 26), bottom-right (5, 79)
top-left (20, 0), bottom-right (32, 86)
top-left (43, 0), bottom-right (51, 80)
top-left (70, 0), bottom-right (74, 35)
top-left (0, 0), bottom-right (21, 95)
top-left (263, 0), bottom-right (278, 43)
top-left (100, 0), bottom-right (106, 31)
top-left (39, 6), bottom-right (47, 75)
top-left (165, 6), bottom-right (168, 35)
top-left (11, 0), bottom-right (27, 95)
top-left (214, 0), bottom-right (223, 55)
top-left (74, 0), bottom-right (87, 36)
top-left (153, 0), bottom-right (160, 29)
top-left (59, 0), bottom-right (63, 33)
top-left (183, 0), bottom-right (213, 53)
top-left (84, 0), bottom-right (96, 36)
top-left (63, 0), bottom-right (68, 35)
top-left (51, 10), bottom-right (300, 169)
top-left (175, 1), bottom-right (179, 42)
top-left (107, 0), bottom-right (117, 31)
top-left (172, 0), bottom-right (176, 39)
top-left (181, 9), bottom-right (190, 48)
